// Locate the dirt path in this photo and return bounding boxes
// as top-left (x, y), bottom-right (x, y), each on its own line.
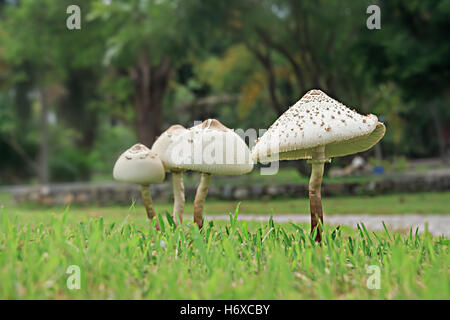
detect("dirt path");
top-left (210, 214), bottom-right (450, 237)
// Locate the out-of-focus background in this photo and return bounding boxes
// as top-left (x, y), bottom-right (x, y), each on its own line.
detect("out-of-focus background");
top-left (0, 0), bottom-right (449, 212)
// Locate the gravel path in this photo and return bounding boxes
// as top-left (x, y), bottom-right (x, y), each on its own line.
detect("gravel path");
top-left (210, 214), bottom-right (450, 237)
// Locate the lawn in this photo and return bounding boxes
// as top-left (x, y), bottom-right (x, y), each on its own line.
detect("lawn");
top-left (0, 206), bottom-right (448, 299)
top-left (3, 191), bottom-right (450, 219)
top-left (1, 191), bottom-right (449, 299)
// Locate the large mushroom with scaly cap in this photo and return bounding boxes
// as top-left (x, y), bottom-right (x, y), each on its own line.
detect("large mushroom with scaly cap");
top-left (113, 143), bottom-right (165, 229)
top-left (252, 89), bottom-right (385, 242)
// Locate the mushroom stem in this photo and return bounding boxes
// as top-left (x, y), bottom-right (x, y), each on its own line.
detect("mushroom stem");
top-left (141, 184), bottom-right (160, 230)
top-left (308, 146), bottom-right (327, 242)
top-left (172, 171), bottom-right (185, 224)
top-left (193, 173), bottom-right (211, 228)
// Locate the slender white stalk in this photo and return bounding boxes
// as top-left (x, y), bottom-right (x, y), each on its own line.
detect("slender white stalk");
top-left (172, 171), bottom-right (185, 224)
top-left (141, 184), bottom-right (160, 230)
top-left (308, 146), bottom-right (326, 242)
top-left (193, 173), bottom-right (211, 228)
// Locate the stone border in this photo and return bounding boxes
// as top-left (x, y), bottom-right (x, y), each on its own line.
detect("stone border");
top-left (8, 171), bottom-right (450, 206)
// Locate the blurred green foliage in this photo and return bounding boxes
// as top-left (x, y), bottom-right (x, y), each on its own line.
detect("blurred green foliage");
top-left (0, 0), bottom-right (449, 184)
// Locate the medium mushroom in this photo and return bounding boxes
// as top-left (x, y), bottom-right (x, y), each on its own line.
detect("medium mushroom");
top-left (166, 119), bottom-right (254, 228)
top-left (113, 143), bottom-right (165, 228)
top-left (151, 125), bottom-right (189, 224)
top-left (252, 89), bottom-right (386, 242)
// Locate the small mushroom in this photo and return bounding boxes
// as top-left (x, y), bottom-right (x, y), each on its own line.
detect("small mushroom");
top-left (166, 119), bottom-right (253, 228)
top-left (151, 125), bottom-right (189, 224)
top-left (113, 144), bottom-right (165, 229)
top-left (252, 89), bottom-right (386, 242)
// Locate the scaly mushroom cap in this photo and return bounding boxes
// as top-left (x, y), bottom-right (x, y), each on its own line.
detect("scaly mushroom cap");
top-left (165, 119), bottom-right (254, 175)
top-left (113, 143), bottom-right (165, 184)
top-left (151, 125), bottom-right (189, 171)
top-left (252, 89), bottom-right (386, 162)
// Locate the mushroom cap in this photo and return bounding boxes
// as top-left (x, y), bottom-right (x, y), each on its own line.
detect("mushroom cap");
top-left (113, 143), bottom-right (165, 184)
top-left (151, 124), bottom-right (188, 172)
top-left (252, 89), bottom-right (386, 162)
top-left (164, 119), bottom-right (254, 175)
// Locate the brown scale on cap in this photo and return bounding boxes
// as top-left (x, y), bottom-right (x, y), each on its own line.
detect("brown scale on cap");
top-left (201, 119), bottom-right (228, 132)
top-left (124, 144), bottom-right (155, 160)
top-left (307, 89), bottom-right (322, 95)
top-left (130, 144), bottom-right (146, 153)
top-left (166, 124), bottom-right (186, 133)
top-left (147, 150), bottom-right (158, 159)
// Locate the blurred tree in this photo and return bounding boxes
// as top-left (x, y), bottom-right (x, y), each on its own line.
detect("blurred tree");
top-left (185, 0), bottom-right (382, 175)
top-left (0, 0), bottom-right (106, 182)
top-left (0, 0), bottom-right (65, 184)
top-left (0, 0), bottom-right (448, 185)
top-left (222, 0), bottom-right (372, 115)
top-left (361, 0), bottom-right (450, 160)
top-left (88, 0), bottom-right (193, 146)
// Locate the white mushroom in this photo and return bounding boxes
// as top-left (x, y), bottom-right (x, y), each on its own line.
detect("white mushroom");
top-left (166, 119), bottom-right (254, 228)
top-left (252, 89), bottom-right (386, 242)
top-left (113, 143), bottom-right (165, 228)
top-left (151, 125), bottom-right (189, 224)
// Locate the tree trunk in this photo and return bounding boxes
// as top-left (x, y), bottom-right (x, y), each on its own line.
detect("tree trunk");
top-left (430, 104), bottom-right (447, 162)
top-left (38, 89), bottom-right (50, 185)
top-left (374, 143), bottom-right (383, 161)
top-left (60, 69), bottom-right (100, 181)
top-left (245, 44), bottom-right (285, 116)
top-left (14, 68), bottom-right (33, 132)
top-left (131, 53), bottom-right (171, 147)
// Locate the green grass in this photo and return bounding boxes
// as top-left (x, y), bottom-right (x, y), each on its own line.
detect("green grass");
top-left (0, 206), bottom-right (448, 299)
top-left (3, 191), bottom-right (450, 218)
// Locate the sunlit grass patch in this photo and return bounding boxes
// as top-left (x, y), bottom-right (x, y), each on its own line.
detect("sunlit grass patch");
top-left (0, 207), bottom-right (448, 299)
top-left (2, 191), bottom-right (450, 217)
